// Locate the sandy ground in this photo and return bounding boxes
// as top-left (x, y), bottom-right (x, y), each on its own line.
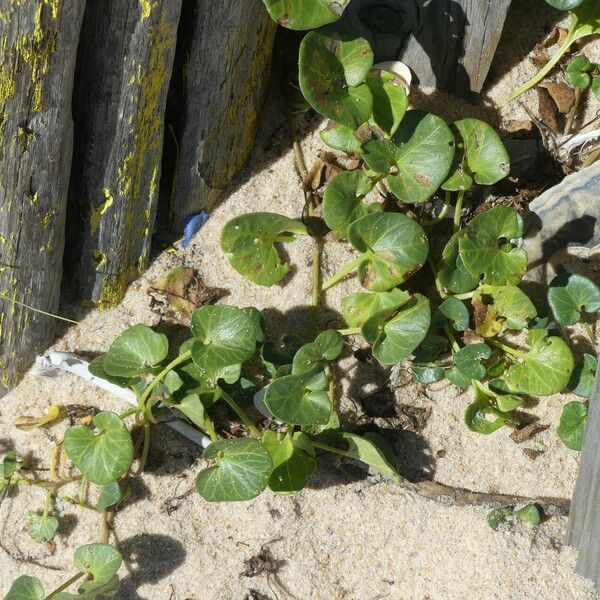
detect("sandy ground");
top-left (2, 1), bottom-right (600, 598)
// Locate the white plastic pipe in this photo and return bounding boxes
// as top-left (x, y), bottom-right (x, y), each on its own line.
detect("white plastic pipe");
top-left (34, 352), bottom-right (211, 448)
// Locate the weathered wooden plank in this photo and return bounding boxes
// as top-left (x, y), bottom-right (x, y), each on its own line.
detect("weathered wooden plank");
top-left (0, 0), bottom-right (85, 396)
top-left (340, 0), bottom-right (512, 95)
top-left (567, 361), bottom-right (600, 585)
top-left (168, 0), bottom-right (277, 229)
top-left (65, 0), bottom-right (181, 308)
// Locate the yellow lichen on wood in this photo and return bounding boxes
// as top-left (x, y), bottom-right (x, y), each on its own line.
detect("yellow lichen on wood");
top-left (96, 22), bottom-right (174, 309)
top-left (139, 0), bottom-right (155, 20)
top-left (90, 187), bottom-right (114, 234)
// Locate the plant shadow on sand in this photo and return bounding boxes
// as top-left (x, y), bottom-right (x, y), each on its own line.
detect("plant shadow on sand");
top-left (115, 534), bottom-right (186, 600)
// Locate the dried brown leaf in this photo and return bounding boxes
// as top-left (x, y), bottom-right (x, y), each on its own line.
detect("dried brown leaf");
top-left (15, 405), bottom-right (64, 430)
top-left (539, 82), bottom-right (575, 115)
top-left (510, 423), bottom-right (549, 444)
top-left (537, 87), bottom-right (560, 133)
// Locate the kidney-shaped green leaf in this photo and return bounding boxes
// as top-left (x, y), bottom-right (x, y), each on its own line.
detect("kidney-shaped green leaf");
top-left (558, 400), bottom-right (587, 451)
top-left (568, 353), bottom-right (597, 398)
top-left (195, 438), bottom-right (273, 502)
top-left (26, 512), bottom-right (59, 543)
top-left (292, 330), bottom-right (343, 374)
top-left (384, 110), bottom-right (455, 203)
top-left (465, 381), bottom-right (515, 434)
top-left (190, 305), bottom-right (257, 373)
top-left (63, 412), bottom-right (134, 486)
top-left (361, 294), bottom-right (430, 365)
top-left (545, 0), bottom-right (585, 9)
top-left (548, 272), bottom-right (600, 326)
top-left (437, 233), bottom-right (479, 294)
top-left (342, 432), bottom-right (402, 483)
top-left (341, 288), bottom-right (410, 328)
top-left (366, 69), bottom-right (409, 137)
top-left (299, 27), bottom-right (373, 128)
top-left (264, 369), bottom-right (331, 425)
top-left (103, 324), bottom-right (168, 378)
top-left (221, 212), bottom-right (307, 286)
top-left (322, 170), bottom-right (378, 239)
top-left (500, 329), bottom-right (574, 396)
top-left (458, 206), bottom-right (527, 286)
top-left (567, 55), bottom-right (593, 88)
top-left (443, 119), bottom-right (509, 190)
top-left (348, 212), bottom-right (428, 291)
top-left (446, 343), bottom-right (491, 387)
top-left (263, 430), bottom-right (316, 494)
top-left (74, 543), bottom-right (122, 597)
top-left (2, 576), bottom-right (44, 600)
top-left (262, 0), bottom-right (349, 29)
top-left (435, 297), bottom-right (470, 331)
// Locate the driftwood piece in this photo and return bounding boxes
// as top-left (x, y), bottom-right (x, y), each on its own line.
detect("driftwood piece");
top-left (65, 0), bottom-right (182, 308)
top-left (168, 0), bottom-right (276, 230)
top-left (567, 362), bottom-right (600, 587)
top-left (341, 0), bottom-right (512, 95)
top-left (0, 0), bottom-right (85, 396)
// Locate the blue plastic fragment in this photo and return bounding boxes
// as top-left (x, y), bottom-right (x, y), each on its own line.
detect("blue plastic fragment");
top-left (181, 211), bottom-right (209, 247)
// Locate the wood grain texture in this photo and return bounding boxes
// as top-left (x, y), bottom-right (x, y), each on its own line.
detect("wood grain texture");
top-left (169, 0), bottom-right (276, 230)
top-left (567, 361), bottom-right (600, 586)
top-left (66, 0), bottom-right (181, 308)
top-left (341, 0), bottom-right (512, 95)
top-left (0, 0), bottom-right (85, 396)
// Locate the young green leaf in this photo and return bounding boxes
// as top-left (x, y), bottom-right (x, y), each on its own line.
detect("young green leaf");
top-left (63, 412), bottom-right (134, 486)
top-left (74, 543), bottom-right (122, 597)
top-left (322, 170), bottom-right (378, 239)
top-left (591, 76), bottom-right (600, 100)
top-left (341, 288), bottom-right (410, 328)
top-left (195, 438), bottom-right (273, 502)
top-left (190, 305), bottom-right (257, 373)
top-left (1, 451), bottom-right (20, 479)
top-left (348, 212), bottom-right (429, 291)
top-left (410, 335), bottom-right (447, 383)
top-left (96, 481), bottom-right (124, 512)
top-left (568, 353), bottom-right (597, 398)
top-left (515, 504), bottom-right (541, 525)
top-left (342, 432), bottom-right (402, 483)
top-left (263, 431), bottom-right (316, 494)
top-left (264, 369), bottom-right (332, 425)
top-left (361, 294), bottom-right (430, 365)
top-left (465, 381), bottom-right (516, 434)
top-left (547, 272), bottom-right (600, 326)
top-left (292, 330), bottom-right (343, 375)
top-left (545, 0), bottom-right (585, 9)
top-left (458, 206), bottom-right (527, 286)
top-left (437, 233), bottom-right (479, 294)
top-left (499, 329), bottom-right (574, 396)
top-left (320, 122), bottom-right (364, 154)
top-left (242, 307), bottom-right (266, 344)
top-left (262, 0), bottom-right (349, 30)
top-left (221, 212), bottom-right (307, 286)
top-left (487, 506), bottom-right (514, 531)
top-left (2, 576), bottom-right (45, 600)
top-left (88, 355), bottom-right (139, 388)
top-left (442, 119), bottom-right (509, 191)
top-left (366, 69), bottom-right (409, 137)
top-left (411, 365), bottom-right (445, 384)
top-left (435, 297), bottom-right (470, 331)
top-left (299, 27), bottom-right (373, 128)
top-left (26, 512), bottom-right (59, 543)
top-left (446, 343), bottom-right (491, 387)
top-left (473, 285), bottom-right (537, 337)
top-left (369, 110), bottom-right (455, 203)
top-left (167, 393), bottom-right (206, 431)
top-left (103, 324), bottom-right (168, 378)
top-left (558, 401), bottom-right (587, 450)
top-left (567, 55), bottom-right (593, 87)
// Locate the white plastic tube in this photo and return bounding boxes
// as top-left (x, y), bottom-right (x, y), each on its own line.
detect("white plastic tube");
top-left (35, 352), bottom-right (211, 448)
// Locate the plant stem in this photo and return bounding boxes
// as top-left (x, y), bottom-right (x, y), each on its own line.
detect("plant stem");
top-left (321, 257), bottom-right (363, 291)
top-left (44, 572), bottom-right (86, 600)
top-left (453, 190), bottom-right (465, 233)
top-left (133, 418), bottom-right (152, 476)
top-left (584, 321), bottom-right (595, 344)
top-left (140, 350), bottom-right (192, 407)
top-left (499, 24), bottom-right (576, 106)
top-left (427, 256), bottom-right (447, 298)
top-left (337, 327), bottom-right (361, 336)
top-left (219, 388), bottom-right (262, 438)
top-left (489, 338), bottom-right (525, 359)
top-left (0, 295), bottom-right (78, 324)
top-left (423, 190), bottom-right (452, 227)
top-left (119, 407), bottom-right (141, 419)
top-left (204, 414), bottom-right (218, 442)
top-left (43, 490), bottom-right (52, 518)
top-left (452, 290), bottom-right (476, 300)
top-left (311, 242), bottom-right (321, 338)
top-left (312, 440), bottom-right (354, 459)
top-left (79, 478), bottom-right (89, 504)
top-left (444, 324), bottom-right (461, 353)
